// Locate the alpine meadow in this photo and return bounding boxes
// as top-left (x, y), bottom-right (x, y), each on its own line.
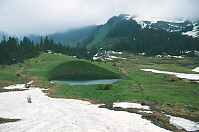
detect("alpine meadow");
top-left (0, 0), bottom-right (199, 131)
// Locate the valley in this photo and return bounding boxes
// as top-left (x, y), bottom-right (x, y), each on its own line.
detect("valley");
top-left (0, 51), bottom-right (199, 131)
top-left (0, 12), bottom-right (199, 131)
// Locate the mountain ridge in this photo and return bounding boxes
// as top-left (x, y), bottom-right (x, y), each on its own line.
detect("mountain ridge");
top-left (125, 15), bottom-right (199, 38)
top-left (0, 26), bottom-right (97, 46)
top-left (28, 25), bottom-right (97, 45)
top-left (80, 14), bottom-right (199, 56)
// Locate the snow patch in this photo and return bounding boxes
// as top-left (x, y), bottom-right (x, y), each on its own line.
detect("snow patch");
top-left (3, 84), bottom-right (27, 90)
top-left (27, 81), bottom-right (33, 85)
top-left (138, 110), bottom-right (153, 114)
top-left (133, 16), bottom-right (185, 24)
top-left (113, 102), bottom-right (150, 110)
top-left (3, 81), bottom-right (33, 90)
top-left (141, 69), bottom-right (199, 80)
top-left (166, 115), bottom-right (199, 131)
top-left (139, 53), bottom-right (146, 56)
top-left (192, 67), bottom-right (199, 73)
top-left (172, 56), bottom-right (184, 59)
top-left (182, 23), bottom-right (199, 38)
top-left (93, 56), bottom-right (99, 60)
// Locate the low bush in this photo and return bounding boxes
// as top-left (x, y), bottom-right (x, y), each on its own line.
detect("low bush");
top-left (97, 84), bottom-right (112, 90)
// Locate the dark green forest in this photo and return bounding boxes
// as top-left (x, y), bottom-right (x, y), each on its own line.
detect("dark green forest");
top-left (81, 15), bottom-right (199, 56)
top-left (0, 36), bottom-right (97, 65)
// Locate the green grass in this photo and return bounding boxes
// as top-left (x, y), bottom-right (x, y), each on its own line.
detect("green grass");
top-left (0, 64), bottom-right (23, 82)
top-left (114, 54), bottom-right (199, 106)
top-left (0, 53), bottom-right (120, 83)
top-left (49, 60), bottom-right (120, 79)
top-left (53, 79), bottom-right (145, 102)
top-left (0, 52), bottom-right (199, 108)
top-left (18, 53), bottom-right (117, 80)
top-left (128, 68), bottom-right (199, 106)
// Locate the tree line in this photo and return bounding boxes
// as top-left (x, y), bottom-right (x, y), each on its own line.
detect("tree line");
top-left (0, 36), bottom-right (97, 65)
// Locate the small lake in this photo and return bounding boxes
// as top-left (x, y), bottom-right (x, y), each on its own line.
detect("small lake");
top-left (50, 74), bottom-right (121, 85)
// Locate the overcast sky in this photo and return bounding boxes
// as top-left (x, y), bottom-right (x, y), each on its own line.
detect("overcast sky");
top-left (0, 0), bottom-right (199, 36)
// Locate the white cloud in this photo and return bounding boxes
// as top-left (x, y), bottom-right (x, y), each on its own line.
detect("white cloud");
top-left (0, 0), bottom-right (198, 36)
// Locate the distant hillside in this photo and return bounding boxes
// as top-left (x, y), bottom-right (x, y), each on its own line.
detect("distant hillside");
top-left (28, 25), bottom-right (97, 45)
top-left (81, 14), bottom-right (199, 56)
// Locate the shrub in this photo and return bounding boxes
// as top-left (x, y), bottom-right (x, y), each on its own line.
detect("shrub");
top-left (96, 84), bottom-right (112, 90)
top-left (105, 84), bottom-right (112, 90)
top-left (16, 74), bottom-right (20, 77)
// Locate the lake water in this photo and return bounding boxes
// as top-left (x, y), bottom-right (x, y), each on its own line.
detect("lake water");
top-left (50, 79), bottom-right (121, 85)
top-left (50, 74), bottom-right (121, 85)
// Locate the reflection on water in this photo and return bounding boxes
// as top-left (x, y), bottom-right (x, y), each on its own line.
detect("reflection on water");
top-left (50, 79), bottom-right (121, 85)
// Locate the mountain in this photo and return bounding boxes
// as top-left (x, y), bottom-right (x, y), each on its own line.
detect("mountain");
top-left (28, 25), bottom-right (97, 45)
top-left (130, 15), bottom-right (199, 38)
top-left (81, 14), bottom-right (199, 56)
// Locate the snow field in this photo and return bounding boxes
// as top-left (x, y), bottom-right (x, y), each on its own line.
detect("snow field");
top-left (0, 88), bottom-right (169, 132)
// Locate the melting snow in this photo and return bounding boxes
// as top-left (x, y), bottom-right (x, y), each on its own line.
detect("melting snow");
top-left (192, 67), bottom-right (199, 73)
top-left (141, 69), bottom-right (199, 80)
top-left (113, 102), bottom-right (150, 110)
top-left (3, 81), bottom-right (33, 90)
top-left (166, 115), bottom-right (199, 131)
top-left (133, 16), bottom-right (185, 24)
top-left (138, 111), bottom-right (153, 114)
top-left (182, 23), bottom-right (199, 38)
top-left (172, 56), bottom-right (184, 59)
top-left (3, 84), bottom-right (27, 90)
top-left (0, 88), bottom-right (169, 132)
top-left (27, 81), bottom-right (33, 85)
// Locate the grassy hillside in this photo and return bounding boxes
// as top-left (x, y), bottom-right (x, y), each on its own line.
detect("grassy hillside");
top-left (49, 60), bottom-right (120, 80)
top-left (0, 53), bottom-right (120, 85)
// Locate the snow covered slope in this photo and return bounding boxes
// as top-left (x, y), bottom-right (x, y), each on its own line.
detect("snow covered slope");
top-left (124, 15), bottom-right (199, 38)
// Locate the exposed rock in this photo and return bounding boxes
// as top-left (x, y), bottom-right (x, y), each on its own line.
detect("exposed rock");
top-left (187, 105), bottom-right (198, 110)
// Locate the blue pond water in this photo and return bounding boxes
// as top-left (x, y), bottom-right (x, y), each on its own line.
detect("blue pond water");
top-left (50, 78), bottom-right (121, 85)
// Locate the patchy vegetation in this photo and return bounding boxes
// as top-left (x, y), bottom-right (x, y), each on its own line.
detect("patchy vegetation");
top-left (0, 52), bottom-right (199, 123)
